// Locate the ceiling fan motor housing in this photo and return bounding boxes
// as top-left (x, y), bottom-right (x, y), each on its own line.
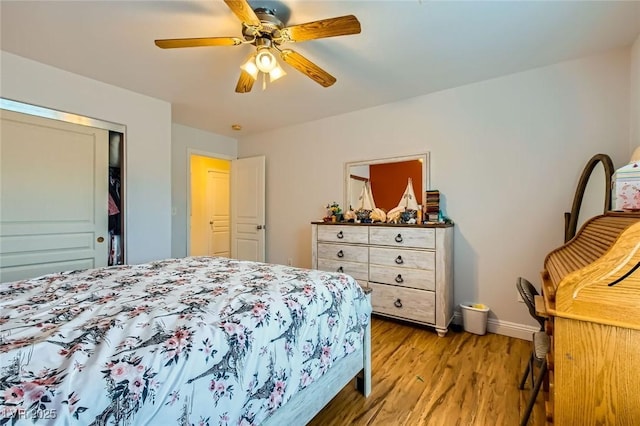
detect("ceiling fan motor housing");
top-left (243, 8), bottom-right (284, 45)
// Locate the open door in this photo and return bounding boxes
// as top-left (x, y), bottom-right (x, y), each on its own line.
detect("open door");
top-left (231, 156), bottom-right (265, 262)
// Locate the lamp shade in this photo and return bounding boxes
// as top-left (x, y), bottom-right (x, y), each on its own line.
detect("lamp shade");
top-left (269, 63), bottom-right (286, 82)
top-left (240, 56), bottom-right (259, 80)
top-left (255, 49), bottom-right (276, 73)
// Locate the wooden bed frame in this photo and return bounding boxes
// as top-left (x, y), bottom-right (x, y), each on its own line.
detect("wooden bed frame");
top-left (264, 291), bottom-right (372, 425)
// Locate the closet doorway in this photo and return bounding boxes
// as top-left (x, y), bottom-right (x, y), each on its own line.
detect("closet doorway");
top-left (189, 154), bottom-right (230, 257)
top-left (0, 101), bottom-right (126, 282)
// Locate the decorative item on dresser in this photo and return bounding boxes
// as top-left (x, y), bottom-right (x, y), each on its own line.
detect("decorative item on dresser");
top-left (540, 211), bottom-right (640, 425)
top-left (311, 221), bottom-right (454, 336)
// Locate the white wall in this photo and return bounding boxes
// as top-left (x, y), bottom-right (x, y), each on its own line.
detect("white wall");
top-left (238, 48), bottom-right (631, 329)
top-left (1, 51), bottom-right (172, 264)
top-left (171, 123), bottom-right (237, 258)
top-left (631, 34), bottom-right (640, 152)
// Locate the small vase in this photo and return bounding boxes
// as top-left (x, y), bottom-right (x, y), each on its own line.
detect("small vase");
top-left (331, 215), bottom-right (337, 223)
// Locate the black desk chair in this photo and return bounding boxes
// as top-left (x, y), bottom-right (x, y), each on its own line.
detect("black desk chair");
top-left (517, 277), bottom-right (550, 426)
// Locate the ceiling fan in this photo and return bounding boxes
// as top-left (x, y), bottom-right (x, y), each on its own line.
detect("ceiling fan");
top-left (154, 0), bottom-right (361, 93)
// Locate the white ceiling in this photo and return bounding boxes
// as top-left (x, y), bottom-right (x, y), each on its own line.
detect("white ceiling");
top-left (1, 1), bottom-right (639, 138)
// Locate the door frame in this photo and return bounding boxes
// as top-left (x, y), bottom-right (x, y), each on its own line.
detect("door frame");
top-left (0, 97), bottom-right (128, 264)
top-left (186, 148), bottom-right (234, 256)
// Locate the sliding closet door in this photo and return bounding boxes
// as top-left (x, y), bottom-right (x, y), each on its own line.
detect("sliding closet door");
top-left (0, 109), bottom-right (109, 282)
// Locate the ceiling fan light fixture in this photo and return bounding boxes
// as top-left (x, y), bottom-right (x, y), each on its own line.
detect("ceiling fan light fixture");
top-left (255, 48), bottom-right (277, 73)
top-left (269, 63), bottom-right (286, 82)
top-left (240, 56), bottom-right (259, 80)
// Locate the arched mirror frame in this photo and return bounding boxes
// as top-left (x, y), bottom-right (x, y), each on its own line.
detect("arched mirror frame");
top-left (564, 153), bottom-right (614, 242)
top-left (344, 153), bottom-right (430, 213)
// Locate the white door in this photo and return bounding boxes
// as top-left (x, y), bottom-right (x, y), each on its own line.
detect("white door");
top-left (0, 109), bottom-right (109, 282)
top-left (231, 156), bottom-right (265, 262)
top-left (207, 169), bottom-right (230, 257)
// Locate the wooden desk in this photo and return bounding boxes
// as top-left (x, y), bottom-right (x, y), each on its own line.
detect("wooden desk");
top-left (534, 295), bottom-right (548, 318)
top-left (541, 220), bottom-right (640, 425)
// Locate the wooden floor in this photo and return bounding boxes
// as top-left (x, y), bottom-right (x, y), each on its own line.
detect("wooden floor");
top-left (309, 316), bottom-right (545, 426)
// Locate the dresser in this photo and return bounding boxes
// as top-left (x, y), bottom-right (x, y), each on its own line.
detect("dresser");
top-left (311, 222), bottom-right (454, 336)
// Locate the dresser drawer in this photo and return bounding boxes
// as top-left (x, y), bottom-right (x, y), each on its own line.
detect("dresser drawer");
top-left (318, 225), bottom-right (369, 244)
top-left (369, 247), bottom-right (434, 270)
top-left (318, 243), bottom-right (368, 263)
top-left (317, 259), bottom-right (368, 281)
top-left (369, 227), bottom-right (435, 249)
top-left (369, 264), bottom-right (435, 291)
top-left (369, 282), bottom-right (435, 324)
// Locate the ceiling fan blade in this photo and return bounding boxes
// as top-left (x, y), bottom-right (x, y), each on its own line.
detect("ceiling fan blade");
top-left (280, 49), bottom-right (336, 87)
top-left (282, 15), bottom-right (361, 42)
top-left (155, 37), bottom-right (242, 49)
top-left (224, 0), bottom-right (261, 26)
top-left (235, 70), bottom-right (255, 93)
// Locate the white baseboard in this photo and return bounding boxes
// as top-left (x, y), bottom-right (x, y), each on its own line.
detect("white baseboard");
top-left (452, 312), bottom-right (538, 341)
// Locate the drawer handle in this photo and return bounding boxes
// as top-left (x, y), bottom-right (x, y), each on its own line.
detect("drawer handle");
top-left (337, 266), bottom-right (344, 273)
top-left (395, 274), bottom-right (404, 283)
top-left (394, 299), bottom-right (403, 308)
top-left (337, 250), bottom-right (344, 258)
top-left (395, 233), bottom-right (403, 243)
top-left (337, 231), bottom-right (344, 239)
top-left (395, 255), bottom-right (404, 265)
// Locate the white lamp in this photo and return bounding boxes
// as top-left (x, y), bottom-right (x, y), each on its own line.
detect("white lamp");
top-left (240, 55), bottom-right (259, 80)
top-left (239, 50), bottom-right (286, 85)
top-left (239, 38), bottom-right (287, 86)
top-left (268, 63), bottom-right (286, 82)
top-left (255, 48), bottom-right (277, 73)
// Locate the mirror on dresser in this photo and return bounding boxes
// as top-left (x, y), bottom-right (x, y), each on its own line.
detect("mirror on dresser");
top-left (344, 153), bottom-right (430, 212)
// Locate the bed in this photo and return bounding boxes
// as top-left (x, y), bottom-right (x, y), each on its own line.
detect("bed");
top-left (0, 256), bottom-right (372, 425)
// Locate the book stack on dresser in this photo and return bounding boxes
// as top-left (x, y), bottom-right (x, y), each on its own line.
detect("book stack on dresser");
top-left (424, 190), bottom-right (440, 222)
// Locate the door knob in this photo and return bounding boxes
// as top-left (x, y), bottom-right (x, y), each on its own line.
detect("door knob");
top-left (97, 236), bottom-right (105, 243)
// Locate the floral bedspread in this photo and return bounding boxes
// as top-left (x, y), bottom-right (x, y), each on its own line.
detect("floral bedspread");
top-left (0, 257), bottom-right (371, 425)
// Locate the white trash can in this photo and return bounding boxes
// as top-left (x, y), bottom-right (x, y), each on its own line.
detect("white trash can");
top-left (460, 304), bottom-right (490, 335)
